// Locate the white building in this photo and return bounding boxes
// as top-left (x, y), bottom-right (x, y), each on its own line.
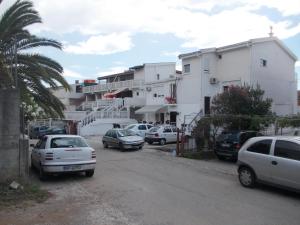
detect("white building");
top-left (134, 62), bottom-right (181, 125)
top-left (177, 36), bottom-right (298, 125)
top-left (77, 62), bottom-right (179, 135)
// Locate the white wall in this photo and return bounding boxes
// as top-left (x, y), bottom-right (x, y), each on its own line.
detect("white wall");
top-left (144, 63), bottom-right (176, 83)
top-left (251, 41), bottom-right (297, 115)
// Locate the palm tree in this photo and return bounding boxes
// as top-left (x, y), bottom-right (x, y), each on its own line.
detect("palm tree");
top-left (0, 0), bottom-right (70, 118)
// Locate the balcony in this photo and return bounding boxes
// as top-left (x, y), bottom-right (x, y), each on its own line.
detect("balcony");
top-left (82, 80), bottom-right (145, 94)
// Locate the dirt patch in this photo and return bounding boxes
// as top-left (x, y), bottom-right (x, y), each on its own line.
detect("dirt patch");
top-left (0, 182), bottom-right (51, 209)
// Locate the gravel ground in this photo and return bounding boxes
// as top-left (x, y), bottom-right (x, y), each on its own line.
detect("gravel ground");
top-left (0, 137), bottom-right (299, 225)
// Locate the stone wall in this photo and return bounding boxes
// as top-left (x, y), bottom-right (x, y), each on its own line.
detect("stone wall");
top-left (0, 89), bottom-right (24, 182)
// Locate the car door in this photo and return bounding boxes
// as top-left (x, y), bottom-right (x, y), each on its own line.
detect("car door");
top-left (110, 130), bottom-right (119, 147)
top-left (162, 126), bottom-right (173, 143)
top-left (138, 124), bottom-right (147, 137)
top-left (244, 138), bottom-right (274, 182)
top-left (270, 139), bottom-right (300, 189)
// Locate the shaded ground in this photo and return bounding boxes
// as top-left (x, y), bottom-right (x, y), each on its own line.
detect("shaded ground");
top-left (0, 139), bottom-right (299, 225)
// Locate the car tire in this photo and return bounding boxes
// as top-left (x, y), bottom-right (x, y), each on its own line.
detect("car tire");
top-left (238, 167), bottom-right (255, 188)
top-left (216, 154), bottom-right (226, 160)
top-left (103, 141), bottom-right (108, 148)
top-left (85, 170), bottom-right (94, 177)
top-left (39, 165), bottom-right (47, 181)
top-left (119, 143), bottom-right (125, 152)
top-left (30, 156), bottom-right (35, 170)
top-left (160, 139), bottom-right (166, 145)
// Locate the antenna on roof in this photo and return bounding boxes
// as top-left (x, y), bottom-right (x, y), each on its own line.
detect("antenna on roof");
top-left (269, 26), bottom-right (274, 37)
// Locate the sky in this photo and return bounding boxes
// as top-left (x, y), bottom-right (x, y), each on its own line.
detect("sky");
top-left (1, 0), bottom-right (300, 88)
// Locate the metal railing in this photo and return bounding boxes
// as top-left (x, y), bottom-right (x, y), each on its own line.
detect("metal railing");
top-left (82, 80), bottom-right (145, 93)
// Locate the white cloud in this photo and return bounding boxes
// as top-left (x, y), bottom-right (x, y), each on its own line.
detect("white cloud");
top-left (162, 51), bottom-right (181, 57)
top-left (97, 66), bottom-right (129, 77)
top-left (63, 69), bottom-right (84, 78)
top-left (64, 33), bottom-right (133, 55)
top-left (2, 0), bottom-right (300, 50)
top-left (296, 61), bottom-right (300, 67)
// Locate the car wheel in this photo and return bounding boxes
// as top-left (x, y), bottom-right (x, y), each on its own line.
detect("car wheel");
top-left (39, 165), bottom-right (47, 181)
top-left (239, 167), bottom-right (255, 188)
top-left (119, 143), bottom-right (125, 151)
top-left (103, 141), bottom-right (108, 148)
top-left (147, 141), bottom-right (153, 145)
top-left (85, 170), bottom-right (94, 177)
top-left (160, 139), bottom-right (166, 145)
top-left (216, 154), bottom-right (225, 160)
top-left (30, 156), bottom-right (35, 170)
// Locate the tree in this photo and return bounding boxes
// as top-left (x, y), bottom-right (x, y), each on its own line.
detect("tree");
top-left (211, 85), bottom-right (273, 116)
top-left (0, 0), bottom-right (70, 118)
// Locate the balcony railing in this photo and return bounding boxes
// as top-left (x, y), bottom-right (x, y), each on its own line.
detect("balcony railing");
top-left (82, 80), bottom-right (145, 93)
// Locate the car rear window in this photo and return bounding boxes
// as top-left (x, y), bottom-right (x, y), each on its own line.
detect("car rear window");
top-left (50, 137), bottom-right (88, 148)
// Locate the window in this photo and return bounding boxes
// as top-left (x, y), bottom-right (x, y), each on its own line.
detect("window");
top-left (157, 74), bottom-right (160, 80)
top-left (274, 140), bottom-right (300, 161)
top-left (153, 93), bottom-right (157, 98)
top-left (50, 137), bottom-right (88, 148)
top-left (223, 86), bottom-right (229, 92)
top-left (218, 54), bottom-right (222, 59)
top-left (138, 125), bottom-right (147, 130)
top-left (39, 138), bottom-right (47, 149)
top-left (136, 92), bottom-right (139, 96)
top-left (184, 64), bottom-right (190, 73)
top-left (163, 127), bottom-right (172, 133)
top-left (260, 58), bottom-right (267, 67)
top-left (247, 139), bottom-right (272, 155)
top-left (147, 125), bottom-right (153, 129)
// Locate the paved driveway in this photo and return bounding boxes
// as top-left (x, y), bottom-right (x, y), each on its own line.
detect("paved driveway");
top-left (0, 138), bottom-right (299, 225)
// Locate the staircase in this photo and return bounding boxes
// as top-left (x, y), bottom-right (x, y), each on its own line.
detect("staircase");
top-left (78, 98), bottom-right (137, 136)
top-left (183, 110), bottom-right (203, 136)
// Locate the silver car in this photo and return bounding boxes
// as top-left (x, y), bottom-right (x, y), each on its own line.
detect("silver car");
top-left (145, 125), bottom-right (178, 145)
top-left (238, 136), bottom-right (300, 192)
top-left (102, 129), bottom-right (144, 151)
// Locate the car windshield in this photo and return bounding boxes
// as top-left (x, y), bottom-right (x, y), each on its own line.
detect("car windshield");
top-left (117, 129), bottom-right (135, 137)
top-left (126, 125), bottom-right (136, 130)
top-left (149, 127), bottom-right (161, 132)
top-left (50, 137), bottom-right (89, 148)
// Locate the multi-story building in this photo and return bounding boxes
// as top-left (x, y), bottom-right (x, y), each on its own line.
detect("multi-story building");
top-left (77, 62), bottom-right (179, 135)
top-left (177, 36), bottom-right (298, 126)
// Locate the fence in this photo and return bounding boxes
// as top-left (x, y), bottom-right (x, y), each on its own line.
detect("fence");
top-left (181, 114), bottom-right (300, 153)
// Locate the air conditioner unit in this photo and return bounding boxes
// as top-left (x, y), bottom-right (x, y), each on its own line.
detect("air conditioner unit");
top-left (169, 74), bottom-right (175, 79)
top-left (209, 77), bottom-right (218, 84)
top-left (146, 86), bottom-right (152, 92)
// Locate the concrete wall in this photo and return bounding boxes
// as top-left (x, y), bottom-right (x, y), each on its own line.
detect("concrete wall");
top-left (0, 89), bottom-right (23, 182)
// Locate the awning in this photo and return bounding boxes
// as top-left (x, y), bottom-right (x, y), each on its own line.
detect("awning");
top-left (103, 87), bottom-right (129, 98)
top-left (135, 105), bottom-right (166, 114)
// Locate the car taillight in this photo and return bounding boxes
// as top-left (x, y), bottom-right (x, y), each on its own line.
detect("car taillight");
top-left (91, 150), bottom-right (96, 159)
top-left (236, 143), bottom-right (241, 150)
top-left (154, 133), bottom-right (159, 137)
top-left (45, 152), bottom-right (53, 160)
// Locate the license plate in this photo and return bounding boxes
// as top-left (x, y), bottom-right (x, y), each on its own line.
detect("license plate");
top-left (221, 143), bottom-right (230, 147)
top-left (63, 165), bottom-right (82, 171)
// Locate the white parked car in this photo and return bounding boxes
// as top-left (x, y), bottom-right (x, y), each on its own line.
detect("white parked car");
top-left (124, 123), bottom-right (153, 138)
top-left (31, 135), bottom-right (96, 180)
top-left (238, 136), bottom-right (300, 192)
top-left (145, 125), bottom-right (178, 145)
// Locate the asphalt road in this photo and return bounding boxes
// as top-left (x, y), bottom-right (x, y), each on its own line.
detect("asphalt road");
top-left (0, 138), bottom-right (299, 225)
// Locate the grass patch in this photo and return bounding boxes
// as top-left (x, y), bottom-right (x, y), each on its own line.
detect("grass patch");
top-left (0, 182), bottom-right (50, 208)
top-left (181, 150), bottom-right (216, 160)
